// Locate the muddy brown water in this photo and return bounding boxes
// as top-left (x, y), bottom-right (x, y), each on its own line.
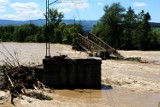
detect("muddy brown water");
top-left (0, 42), bottom-right (160, 107)
top-left (54, 88), bottom-right (160, 107)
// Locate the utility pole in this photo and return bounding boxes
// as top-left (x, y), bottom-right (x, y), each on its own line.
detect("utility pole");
top-left (45, 0), bottom-right (49, 58)
top-left (45, 0), bottom-right (59, 58)
top-left (73, 15), bottom-right (76, 33)
top-left (45, 0), bottom-right (81, 58)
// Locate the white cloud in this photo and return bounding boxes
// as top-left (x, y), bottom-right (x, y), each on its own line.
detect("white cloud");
top-left (58, 8), bottom-right (71, 13)
top-left (97, 2), bottom-right (103, 6)
top-left (10, 2), bottom-right (39, 13)
top-left (0, 6), bottom-right (5, 12)
top-left (56, 0), bottom-right (89, 13)
top-left (0, 0), bottom-right (10, 4)
top-left (9, 2), bottom-right (44, 20)
top-left (0, 14), bottom-right (19, 20)
top-left (133, 2), bottom-right (147, 7)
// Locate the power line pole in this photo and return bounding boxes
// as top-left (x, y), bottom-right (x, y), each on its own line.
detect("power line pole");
top-left (45, 0), bottom-right (49, 58)
top-left (73, 15), bottom-right (76, 33)
top-left (45, 0), bottom-right (59, 58)
top-left (45, 0), bottom-right (82, 58)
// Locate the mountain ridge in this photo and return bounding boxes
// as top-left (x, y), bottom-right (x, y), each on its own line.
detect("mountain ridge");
top-left (0, 19), bottom-right (160, 31)
top-left (0, 19), bottom-right (98, 31)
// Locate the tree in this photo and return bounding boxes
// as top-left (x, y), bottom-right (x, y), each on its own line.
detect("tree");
top-left (47, 9), bottom-right (64, 43)
top-left (92, 3), bottom-right (125, 48)
top-left (135, 11), bottom-right (152, 50)
top-left (35, 26), bottom-right (46, 42)
top-left (151, 28), bottom-right (160, 50)
top-left (62, 23), bottom-right (83, 44)
top-left (122, 7), bottom-right (137, 49)
top-left (14, 24), bottom-right (39, 42)
top-left (0, 26), bottom-right (15, 41)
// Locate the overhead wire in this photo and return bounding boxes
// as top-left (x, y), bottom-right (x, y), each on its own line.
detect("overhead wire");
top-left (70, 0), bottom-right (82, 24)
top-left (50, 0), bottom-right (82, 24)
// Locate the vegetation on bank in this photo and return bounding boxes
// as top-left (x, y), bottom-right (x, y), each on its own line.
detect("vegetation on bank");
top-left (0, 23), bottom-right (83, 44)
top-left (0, 3), bottom-right (160, 50)
top-left (92, 3), bottom-right (160, 50)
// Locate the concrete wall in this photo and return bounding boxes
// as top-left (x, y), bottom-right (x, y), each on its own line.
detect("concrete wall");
top-left (36, 58), bottom-right (102, 89)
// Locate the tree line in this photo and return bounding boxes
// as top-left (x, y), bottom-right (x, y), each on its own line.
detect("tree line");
top-left (92, 3), bottom-right (160, 50)
top-left (0, 23), bottom-right (83, 44)
top-left (0, 3), bottom-right (160, 50)
top-left (0, 9), bottom-right (83, 45)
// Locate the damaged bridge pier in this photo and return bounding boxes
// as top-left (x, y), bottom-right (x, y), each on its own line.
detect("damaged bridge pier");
top-left (36, 57), bottom-right (102, 89)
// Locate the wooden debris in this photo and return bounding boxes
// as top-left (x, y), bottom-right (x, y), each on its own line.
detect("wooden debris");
top-left (0, 45), bottom-right (52, 105)
top-left (10, 85), bottom-right (25, 105)
top-left (0, 65), bottom-right (47, 105)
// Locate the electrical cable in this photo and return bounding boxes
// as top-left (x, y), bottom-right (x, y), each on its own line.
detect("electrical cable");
top-left (70, 0), bottom-right (82, 24)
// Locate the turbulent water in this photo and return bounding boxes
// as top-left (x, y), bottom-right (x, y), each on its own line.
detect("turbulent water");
top-left (0, 42), bottom-right (87, 65)
top-left (0, 42), bottom-right (160, 107)
top-left (0, 42), bottom-right (45, 65)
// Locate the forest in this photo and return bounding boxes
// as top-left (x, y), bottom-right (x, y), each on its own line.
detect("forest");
top-left (0, 22), bottom-right (83, 44)
top-left (0, 3), bottom-right (160, 50)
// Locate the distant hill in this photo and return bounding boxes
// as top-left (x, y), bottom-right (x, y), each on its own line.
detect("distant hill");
top-left (149, 22), bottom-right (160, 28)
top-left (0, 19), bottom-right (160, 31)
top-left (0, 19), bottom-right (98, 31)
top-left (0, 19), bottom-right (47, 26)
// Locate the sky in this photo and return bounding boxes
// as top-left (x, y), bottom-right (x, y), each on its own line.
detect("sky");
top-left (0, 0), bottom-right (160, 22)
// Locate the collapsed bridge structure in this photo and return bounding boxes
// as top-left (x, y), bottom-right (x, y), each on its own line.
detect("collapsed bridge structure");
top-left (76, 33), bottom-right (123, 59)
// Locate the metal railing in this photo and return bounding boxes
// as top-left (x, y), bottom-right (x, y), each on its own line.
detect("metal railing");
top-left (77, 33), bottom-right (106, 52)
top-left (88, 33), bottom-right (115, 53)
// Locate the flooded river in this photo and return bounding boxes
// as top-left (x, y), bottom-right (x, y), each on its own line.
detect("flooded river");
top-left (0, 42), bottom-right (87, 65)
top-left (0, 42), bottom-right (160, 107)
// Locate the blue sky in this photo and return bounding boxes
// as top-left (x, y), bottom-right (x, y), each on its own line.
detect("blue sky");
top-left (0, 0), bottom-right (160, 22)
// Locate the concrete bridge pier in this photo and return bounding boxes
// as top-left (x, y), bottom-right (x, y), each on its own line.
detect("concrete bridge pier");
top-left (36, 57), bottom-right (102, 89)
